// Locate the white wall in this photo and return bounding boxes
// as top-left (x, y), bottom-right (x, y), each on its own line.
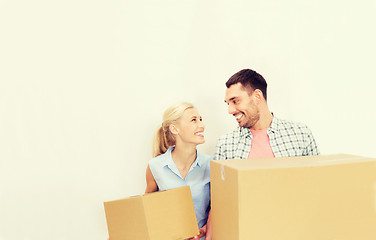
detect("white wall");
top-left (1, 0), bottom-right (375, 239)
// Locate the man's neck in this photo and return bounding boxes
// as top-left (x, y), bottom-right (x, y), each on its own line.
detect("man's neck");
top-left (251, 110), bottom-right (273, 130)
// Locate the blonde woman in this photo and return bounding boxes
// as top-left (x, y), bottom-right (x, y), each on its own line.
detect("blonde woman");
top-left (146, 102), bottom-right (212, 240)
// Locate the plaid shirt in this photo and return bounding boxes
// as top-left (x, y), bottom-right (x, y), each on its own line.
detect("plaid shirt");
top-left (214, 116), bottom-right (320, 160)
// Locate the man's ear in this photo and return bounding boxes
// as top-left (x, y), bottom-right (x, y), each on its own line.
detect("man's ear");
top-left (253, 89), bottom-right (264, 104)
top-left (169, 124), bottom-right (179, 135)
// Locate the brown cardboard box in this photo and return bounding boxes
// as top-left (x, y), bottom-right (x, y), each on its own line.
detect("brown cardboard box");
top-left (211, 154), bottom-right (376, 240)
top-left (104, 186), bottom-right (199, 240)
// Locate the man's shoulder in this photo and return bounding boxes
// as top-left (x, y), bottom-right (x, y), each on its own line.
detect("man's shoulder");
top-left (273, 116), bottom-right (312, 133)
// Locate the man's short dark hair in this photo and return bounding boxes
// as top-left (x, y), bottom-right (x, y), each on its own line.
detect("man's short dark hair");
top-left (226, 69), bottom-right (268, 100)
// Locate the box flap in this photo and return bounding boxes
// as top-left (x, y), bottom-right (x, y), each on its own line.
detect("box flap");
top-left (213, 154), bottom-right (375, 170)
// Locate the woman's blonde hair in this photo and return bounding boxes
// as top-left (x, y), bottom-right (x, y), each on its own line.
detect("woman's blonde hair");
top-left (152, 102), bottom-right (194, 157)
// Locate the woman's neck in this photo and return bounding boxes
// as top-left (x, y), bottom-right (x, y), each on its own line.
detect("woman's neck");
top-left (171, 143), bottom-right (197, 179)
top-left (172, 144), bottom-right (197, 165)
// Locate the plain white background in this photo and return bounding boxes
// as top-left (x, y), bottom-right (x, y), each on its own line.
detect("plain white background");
top-left (1, 0), bottom-right (376, 239)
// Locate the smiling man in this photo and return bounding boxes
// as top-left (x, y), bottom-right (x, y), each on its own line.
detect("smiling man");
top-left (214, 69), bottom-right (320, 160)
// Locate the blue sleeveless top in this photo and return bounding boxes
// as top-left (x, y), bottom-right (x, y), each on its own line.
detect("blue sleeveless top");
top-left (149, 146), bottom-right (212, 229)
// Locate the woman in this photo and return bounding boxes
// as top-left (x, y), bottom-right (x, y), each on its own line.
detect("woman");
top-left (146, 102), bottom-right (212, 240)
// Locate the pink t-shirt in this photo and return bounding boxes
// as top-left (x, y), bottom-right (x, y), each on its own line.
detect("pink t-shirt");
top-left (247, 129), bottom-right (275, 159)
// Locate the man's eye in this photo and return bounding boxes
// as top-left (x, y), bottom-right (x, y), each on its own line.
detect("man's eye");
top-left (192, 119), bottom-right (196, 122)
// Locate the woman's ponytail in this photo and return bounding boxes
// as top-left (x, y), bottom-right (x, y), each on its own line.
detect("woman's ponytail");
top-left (152, 125), bottom-right (171, 157)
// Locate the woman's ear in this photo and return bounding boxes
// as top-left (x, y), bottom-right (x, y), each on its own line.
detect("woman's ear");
top-left (169, 124), bottom-right (179, 135)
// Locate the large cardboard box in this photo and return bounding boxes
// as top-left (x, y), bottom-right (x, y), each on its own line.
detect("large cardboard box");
top-left (104, 186), bottom-right (199, 240)
top-left (211, 154), bottom-right (376, 240)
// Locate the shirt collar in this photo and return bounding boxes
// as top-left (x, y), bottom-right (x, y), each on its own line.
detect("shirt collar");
top-left (239, 126), bottom-right (251, 137)
top-left (161, 146), bottom-right (174, 168)
top-left (194, 151), bottom-right (203, 167)
top-left (238, 114), bottom-right (279, 136)
top-left (161, 146), bottom-right (201, 168)
top-left (268, 114), bottom-right (279, 134)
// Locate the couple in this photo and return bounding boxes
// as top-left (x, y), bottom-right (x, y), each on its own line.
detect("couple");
top-left (145, 69), bottom-right (320, 240)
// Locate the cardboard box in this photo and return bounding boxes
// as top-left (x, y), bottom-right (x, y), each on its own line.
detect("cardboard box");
top-left (104, 186), bottom-right (199, 240)
top-left (211, 154), bottom-right (376, 240)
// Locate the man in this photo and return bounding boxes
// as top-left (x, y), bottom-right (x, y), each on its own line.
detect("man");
top-left (214, 69), bottom-right (319, 160)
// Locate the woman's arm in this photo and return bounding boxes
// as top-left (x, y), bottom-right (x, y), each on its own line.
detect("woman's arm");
top-left (145, 164), bottom-right (158, 193)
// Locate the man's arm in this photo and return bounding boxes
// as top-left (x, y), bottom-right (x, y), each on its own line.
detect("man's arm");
top-left (304, 129), bottom-right (320, 156)
top-left (214, 138), bottom-right (225, 160)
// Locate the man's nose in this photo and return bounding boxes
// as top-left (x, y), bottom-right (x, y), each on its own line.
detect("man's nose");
top-left (228, 104), bottom-right (236, 115)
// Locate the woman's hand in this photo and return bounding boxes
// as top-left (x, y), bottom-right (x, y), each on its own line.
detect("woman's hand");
top-left (186, 225), bottom-right (206, 240)
top-left (206, 210), bottom-right (212, 240)
top-left (187, 209), bottom-right (213, 240)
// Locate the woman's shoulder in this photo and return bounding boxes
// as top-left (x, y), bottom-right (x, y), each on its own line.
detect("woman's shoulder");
top-left (149, 151), bottom-right (170, 166)
top-left (197, 151), bottom-right (213, 165)
top-left (198, 151), bottom-right (213, 159)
